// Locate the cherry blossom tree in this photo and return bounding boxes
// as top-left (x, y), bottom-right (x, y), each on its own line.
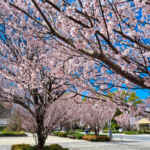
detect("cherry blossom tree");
top-left (115, 112), bottom-right (133, 130)
top-left (78, 99), bottom-right (117, 135)
top-left (1, 0), bottom-right (150, 90)
top-left (13, 98), bottom-right (78, 143)
top-left (0, 2), bottom-right (150, 148)
top-left (115, 97), bottom-right (150, 130)
top-left (0, 2), bottom-right (118, 148)
top-left (115, 105), bottom-right (146, 131)
top-left (0, 12), bottom-right (96, 147)
top-left (0, 1), bottom-right (107, 102)
top-left (0, 75), bottom-right (67, 150)
top-left (0, 25), bottom-right (75, 149)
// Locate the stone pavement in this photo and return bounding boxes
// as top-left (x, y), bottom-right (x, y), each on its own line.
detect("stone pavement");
top-left (0, 134), bottom-right (150, 150)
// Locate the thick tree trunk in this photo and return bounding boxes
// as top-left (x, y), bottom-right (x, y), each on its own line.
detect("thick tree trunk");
top-left (32, 88), bottom-right (47, 150)
top-left (35, 112), bottom-right (47, 150)
top-left (36, 132), bottom-right (46, 150)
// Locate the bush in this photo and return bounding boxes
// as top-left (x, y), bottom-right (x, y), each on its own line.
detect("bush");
top-left (82, 135), bottom-right (110, 142)
top-left (58, 132), bottom-right (67, 137)
top-left (52, 131), bottom-right (67, 137)
top-left (71, 132), bottom-right (84, 139)
top-left (0, 126), bottom-right (6, 131)
top-left (53, 131), bottom-right (84, 139)
top-left (48, 144), bottom-right (68, 150)
top-left (104, 130), bottom-right (121, 133)
top-left (11, 144), bottom-right (69, 150)
top-left (11, 144), bottom-right (31, 150)
top-left (52, 131), bottom-right (59, 136)
top-left (75, 129), bottom-right (83, 132)
top-left (0, 130), bottom-right (26, 137)
top-left (66, 130), bottom-right (74, 135)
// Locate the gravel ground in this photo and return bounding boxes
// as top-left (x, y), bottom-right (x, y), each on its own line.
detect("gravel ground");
top-left (0, 134), bottom-right (150, 150)
top-left (0, 145), bottom-right (11, 150)
top-left (60, 141), bottom-right (150, 150)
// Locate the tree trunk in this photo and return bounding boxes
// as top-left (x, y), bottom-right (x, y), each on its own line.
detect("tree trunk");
top-left (36, 132), bottom-right (46, 150)
top-left (33, 89), bottom-right (47, 150)
top-left (94, 128), bottom-right (99, 136)
top-left (35, 113), bottom-right (47, 150)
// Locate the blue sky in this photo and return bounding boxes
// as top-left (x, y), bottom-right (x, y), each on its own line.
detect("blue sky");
top-left (134, 89), bottom-right (149, 99)
top-left (110, 87), bottom-right (149, 100)
top-left (81, 89), bottom-right (150, 100)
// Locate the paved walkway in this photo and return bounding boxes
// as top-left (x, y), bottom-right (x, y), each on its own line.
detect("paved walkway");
top-left (0, 134), bottom-right (150, 150)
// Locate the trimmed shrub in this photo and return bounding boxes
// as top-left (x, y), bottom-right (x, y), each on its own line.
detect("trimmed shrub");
top-left (11, 144), bottom-right (69, 150)
top-left (52, 131), bottom-right (67, 137)
top-left (57, 132), bottom-right (67, 137)
top-left (52, 131), bottom-right (68, 137)
top-left (0, 130), bottom-right (26, 137)
top-left (72, 133), bottom-right (84, 139)
top-left (66, 130), bottom-right (74, 135)
top-left (104, 130), bottom-right (120, 134)
top-left (11, 144), bottom-right (31, 150)
top-left (82, 135), bottom-right (110, 142)
top-left (52, 131), bottom-right (59, 136)
top-left (48, 144), bottom-right (68, 150)
top-left (53, 131), bottom-right (84, 139)
top-left (75, 129), bottom-right (83, 132)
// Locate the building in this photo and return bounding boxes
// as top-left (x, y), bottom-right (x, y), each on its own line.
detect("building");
top-left (136, 118), bottom-right (150, 132)
top-left (0, 105), bottom-right (11, 127)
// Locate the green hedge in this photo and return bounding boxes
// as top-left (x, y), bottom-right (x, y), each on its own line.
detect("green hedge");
top-left (124, 130), bottom-right (150, 134)
top-left (74, 129), bottom-right (84, 132)
top-left (52, 131), bottom-right (84, 139)
top-left (104, 130), bottom-right (150, 135)
top-left (52, 131), bottom-right (110, 141)
top-left (67, 132), bottom-right (84, 139)
top-left (52, 131), bottom-right (67, 137)
top-left (104, 130), bottom-right (120, 133)
top-left (0, 130), bottom-right (27, 137)
top-left (12, 144), bottom-right (69, 150)
top-left (0, 126), bottom-right (6, 131)
top-left (12, 144), bottom-right (31, 150)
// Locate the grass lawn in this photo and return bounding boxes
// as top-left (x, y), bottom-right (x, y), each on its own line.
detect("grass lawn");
top-left (0, 127), bottom-right (27, 136)
top-left (104, 130), bottom-right (150, 135)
